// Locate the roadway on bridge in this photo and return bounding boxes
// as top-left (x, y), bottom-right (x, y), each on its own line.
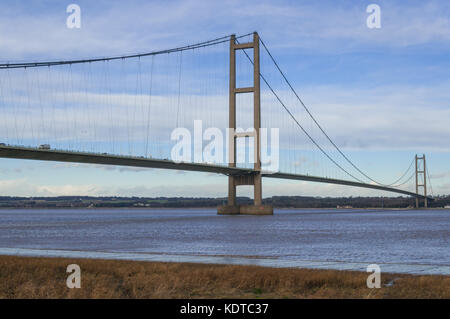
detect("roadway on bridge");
top-left (0, 145), bottom-right (431, 200)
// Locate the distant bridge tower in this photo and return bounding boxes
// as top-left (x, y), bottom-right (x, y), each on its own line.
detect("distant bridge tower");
top-left (415, 154), bottom-right (427, 208)
top-left (218, 32), bottom-right (273, 215)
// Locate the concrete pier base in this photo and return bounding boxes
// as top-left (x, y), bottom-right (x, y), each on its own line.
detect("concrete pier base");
top-left (217, 205), bottom-right (240, 215)
top-left (217, 205), bottom-right (273, 215)
top-left (240, 205), bottom-right (273, 215)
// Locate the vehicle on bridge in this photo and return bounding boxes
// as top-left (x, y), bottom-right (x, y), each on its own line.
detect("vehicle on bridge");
top-left (38, 144), bottom-right (51, 150)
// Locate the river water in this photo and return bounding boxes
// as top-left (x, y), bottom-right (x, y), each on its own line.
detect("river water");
top-left (0, 208), bottom-right (449, 275)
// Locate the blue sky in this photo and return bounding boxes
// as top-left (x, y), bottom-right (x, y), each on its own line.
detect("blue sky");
top-left (0, 0), bottom-right (449, 198)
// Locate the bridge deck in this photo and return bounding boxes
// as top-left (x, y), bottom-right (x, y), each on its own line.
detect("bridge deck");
top-left (262, 173), bottom-right (431, 200)
top-left (0, 145), bottom-right (431, 200)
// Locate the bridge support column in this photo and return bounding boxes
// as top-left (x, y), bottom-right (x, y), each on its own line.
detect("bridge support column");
top-left (218, 173), bottom-right (272, 215)
top-left (218, 32), bottom-right (273, 215)
top-left (415, 154), bottom-right (428, 209)
top-left (218, 176), bottom-right (240, 215)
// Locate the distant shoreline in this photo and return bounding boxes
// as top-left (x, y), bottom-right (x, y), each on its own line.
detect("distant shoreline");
top-left (0, 195), bottom-right (449, 209)
top-left (0, 206), bottom-right (448, 210)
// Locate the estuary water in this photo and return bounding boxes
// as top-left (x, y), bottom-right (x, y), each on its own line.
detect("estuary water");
top-left (0, 208), bottom-right (449, 275)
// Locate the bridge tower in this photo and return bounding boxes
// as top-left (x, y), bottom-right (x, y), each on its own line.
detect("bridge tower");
top-left (415, 154), bottom-right (427, 208)
top-left (218, 32), bottom-right (273, 215)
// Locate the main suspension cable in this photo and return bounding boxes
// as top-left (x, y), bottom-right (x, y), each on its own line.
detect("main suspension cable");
top-left (259, 36), bottom-right (414, 188)
top-left (0, 33), bottom-right (253, 69)
top-left (236, 39), bottom-right (365, 183)
top-left (385, 157), bottom-right (415, 187)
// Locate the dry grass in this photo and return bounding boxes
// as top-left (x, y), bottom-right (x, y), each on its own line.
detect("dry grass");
top-left (0, 255), bottom-right (448, 299)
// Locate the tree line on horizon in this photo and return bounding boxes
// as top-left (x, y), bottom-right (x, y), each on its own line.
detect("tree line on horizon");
top-left (0, 195), bottom-right (449, 208)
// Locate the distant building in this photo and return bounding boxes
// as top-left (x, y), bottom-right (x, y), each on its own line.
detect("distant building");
top-left (337, 205), bottom-right (353, 209)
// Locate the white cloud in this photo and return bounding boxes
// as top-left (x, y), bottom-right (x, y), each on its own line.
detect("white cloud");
top-left (0, 176), bottom-right (427, 198)
top-left (0, 1), bottom-right (449, 60)
top-left (293, 83), bottom-right (450, 151)
top-left (431, 171), bottom-right (450, 179)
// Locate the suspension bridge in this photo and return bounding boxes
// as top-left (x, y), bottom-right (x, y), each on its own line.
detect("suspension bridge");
top-left (0, 32), bottom-right (433, 214)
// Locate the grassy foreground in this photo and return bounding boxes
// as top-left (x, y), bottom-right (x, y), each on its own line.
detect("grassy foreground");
top-left (0, 255), bottom-right (448, 299)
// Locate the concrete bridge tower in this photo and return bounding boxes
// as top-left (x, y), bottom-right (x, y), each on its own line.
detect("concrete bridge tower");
top-left (415, 154), bottom-right (428, 208)
top-left (218, 32), bottom-right (273, 215)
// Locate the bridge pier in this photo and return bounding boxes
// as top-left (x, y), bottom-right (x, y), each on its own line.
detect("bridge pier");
top-left (217, 32), bottom-right (273, 215)
top-left (218, 173), bottom-right (273, 215)
top-left (218, 204), bottom-right (273, 215)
